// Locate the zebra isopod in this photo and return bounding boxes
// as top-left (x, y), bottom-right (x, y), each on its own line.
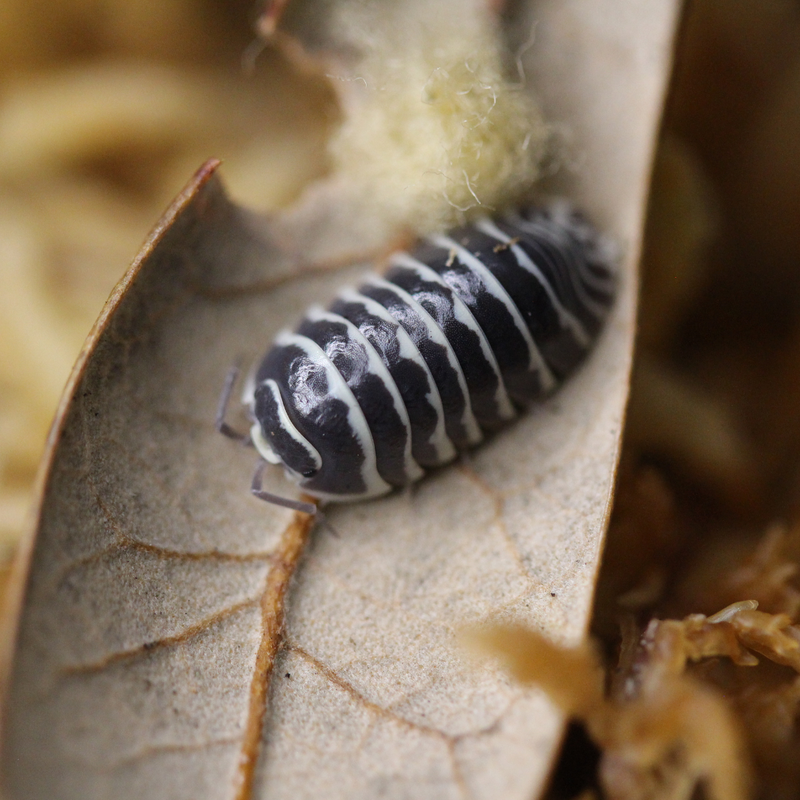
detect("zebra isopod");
top-left (233, 201), bottom-right (616, 503)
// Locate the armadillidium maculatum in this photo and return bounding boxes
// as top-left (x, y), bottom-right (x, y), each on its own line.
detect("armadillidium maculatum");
top-left (222, 202), bottom-right (615, 505)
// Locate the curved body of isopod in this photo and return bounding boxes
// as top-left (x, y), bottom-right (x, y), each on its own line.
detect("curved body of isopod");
top-left (243, 201), bottom-right (616, 502)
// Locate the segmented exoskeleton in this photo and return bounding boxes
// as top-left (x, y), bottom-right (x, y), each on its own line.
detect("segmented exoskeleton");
top-left (236, 202), bottom-right (615, 503)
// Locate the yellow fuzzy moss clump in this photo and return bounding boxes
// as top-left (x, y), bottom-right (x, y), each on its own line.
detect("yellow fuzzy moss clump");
top-left (327, 0), bottom-right (547, 235)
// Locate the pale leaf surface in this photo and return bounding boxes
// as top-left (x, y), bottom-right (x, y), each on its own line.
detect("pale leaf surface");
top-left (1, 2), bottom-right (681, 798)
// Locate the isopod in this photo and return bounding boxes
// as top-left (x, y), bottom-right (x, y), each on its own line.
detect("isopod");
top-left (219, 201), bottom-right (615, 509)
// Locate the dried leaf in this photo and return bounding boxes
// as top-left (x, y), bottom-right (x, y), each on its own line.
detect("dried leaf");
top-left (1, 2), bottom-right (681, 798)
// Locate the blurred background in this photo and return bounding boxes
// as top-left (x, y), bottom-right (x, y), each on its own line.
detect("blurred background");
top-left (3, 0), bottom-right (800, 796)
top-left (0, 0), bottom-right (336, 571)
top-left (587, 3), bottom-right (800, 798)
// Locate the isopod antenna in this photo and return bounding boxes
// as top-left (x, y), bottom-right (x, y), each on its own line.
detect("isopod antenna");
top-left (251, 460), bottom-right (339, 537)
top-left (215, 363), bottom-right (252, 444)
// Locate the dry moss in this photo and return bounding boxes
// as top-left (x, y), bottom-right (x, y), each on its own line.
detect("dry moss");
top-left (325, 0), bottom-right (546, 235)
